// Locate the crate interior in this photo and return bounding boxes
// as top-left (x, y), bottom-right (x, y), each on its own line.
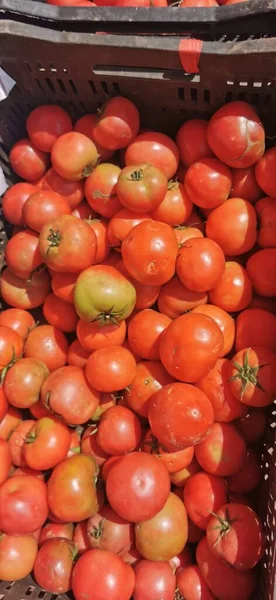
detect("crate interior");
top-left (0, 21), bottom-right (276, 600)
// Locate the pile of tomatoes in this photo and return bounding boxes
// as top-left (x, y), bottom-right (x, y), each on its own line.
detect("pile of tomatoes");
top-left (0, 94), bottom-right (275, 600)
top-left (46, 0), bottom-right (247, 9)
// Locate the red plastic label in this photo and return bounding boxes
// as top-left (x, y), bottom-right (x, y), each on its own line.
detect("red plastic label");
top-left (178, 38), bottom-right (203, 74)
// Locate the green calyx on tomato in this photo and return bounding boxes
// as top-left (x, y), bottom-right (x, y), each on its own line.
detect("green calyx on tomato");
top-left (47, 228), bottom-right (62, 250)
top-left (229, 348), bottom-right (266, 398)
top-left (89, 518), bottom-right (106, 540)
top-left (210, 507), bottom-right (239, 545)
top-left (128, 168), bottom-right (144, 181)
top-left (0, 346), bottom-right (22, 386)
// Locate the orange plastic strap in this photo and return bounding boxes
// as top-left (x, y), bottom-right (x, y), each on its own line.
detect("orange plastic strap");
top-left (178, 38), bottom-right (203, 74)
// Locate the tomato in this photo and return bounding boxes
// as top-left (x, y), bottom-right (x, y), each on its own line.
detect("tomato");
top-left (125, 131), bottom-right (179, 179)
top-left (91, 391), bottom-right (118, 421)
top-left (85, 163), bottom-right (122, 218)
top-left (77, 317), bottom-right (126, 352)
top-left (9, 138), bottom-right (49, 181)
top-left (176, 237), bottom-right (225, 293)
top-left (74, 264), bottom-right (136, 322)
top-left (3, 358), bottom-right (49, 408)
top-left (106, 451), bottom-right (170, 522)
top-left (135, 492), bottom-right (187, 561)
top-left (27, 105), bottom-right (72, 152)
top-left (255, 196), bottom-right (276, 248)
top-left (43, 293), bottom-right (78, 333)
top-left (229, 346), bottom-right (276, 407)
top-left (0, 475), bottom-right (48, 535)
top-left (149, 382), bottom-right (214, 450)
top-left (23, 189), bottom-right (71, 233)
top-left (47, 454), bottom-right (98, 522)
top-left (41, 365), bottom-right (99, 425)
top-left (0, 267), bottom-right (51, 310)
top-left (0, 308), bottom-right (35, 340)
top-left (116, 164), bottom-right (168, 213)
top-left (246, 248), bottom-right (276, 296)
top-left (158, 277), bottom-right (207, 319)
top-left (74, 114), bottom-right (114, 161)
top-left (170, 457), bottom-right (201, 488)
top-left (85, 345), bottom-right (136, 392)
top-left (196, 358), bottom-right (247, 422)
top-left (39, 214), bottom-right (97, 273)
top-left (73, 521), bottom-right (90, 555)
top-left (0, 388), bottom-right (8, 424)
top-left (23, 416), bottom-right (71, 470)
top-left (159, 313), bottom-right (223, 382)
top-left (236, 407), bottom-right (268, 443)
top-left (122, 221), bottom-right (178, 286)
top-left (227, 448), bottom-right (261, 494)
top-left (151, 182), bottom-right (193, 227)
top-left (193, 305), bottom-right (235, 357)
top-left (39, 522), bottom-right (74, 546)
top-left (42, 167), bottom-right (84, 209)
top-left (175, 226), bottom-right (204, 248)
top-left (207, 101), bottom-right (265, 168)
top-left (107, 208), bottom-right (152, 252)
top-left (24, 324), bottom-right (68, 371)
top-left (209, 261), bottom-right (252, 312)
top-left (195, 422), bottom-right (246, 476)
top-left (51, 132), bottom-right (98, 181)
top-left (87, 504), bottom-right (134, 555)
top-left (183, 208), bottom-right (206, 233)
top-left (206, 503), bottom-right (264, 570)
top-left (51, 270), bottom-right (78, 304)
top-left (8, 420), bottom-right (35, 467)
top-left (2, 182), bottom-right (37, 225)
top-left (34, 537), bottom-right (76, 593)
top-left (72, 548), bottom-right (135, 600)
top-left (0, 533), bottom-right (38, 581)
top-left (206, 198), bottom-right (257, 255)
top-left (81, 424), bottom-right (109, 467)
top-left (4, 229), bottom-right (42, 280)
top-left (67, 339), bottom-right (90, 368)
top-left (176, 119), bottom-right (213, 167)
top-left (177, 565), bottom-right (215, 600)
top-left (125, 360), bottom-right (173, 418)
top-left (128, 309), bottom-right (171, 360)
top-left (184, 157), bottom-right (232, 209)
top-left (96, 406), bottom-right (142, 455)
top-left (0, 406), bottom-right (22, 440)
top-left (143, 429), bottom-right (194, 474)
top-left (85, 219), bottom-right (109, 264)
top-left (0, 439), bottom-right (11, 485)
top-left (235, 308), bottom-right (276, 352)
top-left (230, 166), bottom-right (263, 203)
top-left (93, 96), bottom-right (140, 151)
top-left (255, 147), bottom-right (276, 196)
top-left (184, 471), bottom-right (228, 530)
top-left (134, 560), bottom-right (175, 600)
top-left (0, 325), bottom-right (23, 372)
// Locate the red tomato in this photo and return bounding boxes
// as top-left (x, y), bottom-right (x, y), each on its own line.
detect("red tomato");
top-left (23, 416), bottom-right (71, 470)
top-left (42, 167), bottom-right (84, 209)
top-left (2, 182), bottom-right (37, 225)
top-left (0, 267), bottom-right (51, 310)
top-left (106, 452), bottom-right (170, 522)
top-left (229, 346), bottom-right (276, 407)
top-left (43, 293), bottom-right (78, 333)
top-left (0, 475), bottom-right (48, 535)
top-left (206, 198), bottom-right (257, 255)
top-left (93, 96), bottom-right (140, 151)
top-left (41, 365), bottom-right (99, 425)
top-left (87, 504), bottom-right (134, 555)
top-left (122, 220), bottom-right (178, 286)
top-left (86, 219), bottom-right (110, 264)
top-left (72, 549), bottom-right (135, 600)
top-left (230, 166), bottom-right (263, 203)
top-left (85, 345), bottom-right (136, 392)
top-left (125, 360), bottom-right (173, 418)
top-left (0, 387), bottom-right (8, 422)
top-left (176, 237), bottom-right (225, 292)
top-left (177, 565), bottom-right (216, 600)
top-left (184, 471), bottom-right (227, 530)
top-left (72, 199), bottom-right (97, 220)
top-left (149, 382), bottom-right (214, 450)
top-left (184, 157), bottom-right (232, 209)
top-left (116, 164), bottom-right (167, 213)
top-left (246, 248), bottom-right (276, 296)
top-left (67, 339), bottom-right (90, 368)
top-left (85, 163), bottom-right (122, 218)
top-left (24, 324), bottom-right (68, 372)
top-left (255, 147), bottom-right (276, 196)
top-left (192, 304), bottom-right (235, 357)
top-left (3, 358), bottom-right (49, 409)
top-left (227, 448), bottom-right (261, 494)
top-left (170, 457), bottom-right (201, 488)
top-left (236, 407), bottom-right (268, 444)
top-left (235, 308), bottom-right (276, 352)
top-left (125, 131), bottom-right (179, 179)
top-left (206, 503), bottom-right (264, 570)
top-left (158, 277), bottom-right (208, 319)
top-left (27, 105), bottom-right (72, 152)
top-left (0, 325), bottom-right (23, 370)
top-left (73, 521), bottom-right (90, 555)
top-left (96, 405), bottom-right (142, 455)
top-left (255, 196), bottom-right (276, 248)
top-left (9, 138), bottom-right (49, 181)
top-left (23, 189), bottom-right (71, 232)
top-left (207, 101), bottom-right (265, 168)
top-left (150, 181), bottom-right (193, 226)
top-left (176, 119), bottom-right (213, 167)
top-left (74, 114), bottom-right (113, 161)
top-left (195, 422), bottom-right (246, 476)
top-left (159, 313), bottom-right (223, 382)
top-left (196, 358), bottom-right (247, 422)
top-left (0, 406), bottom-right (22, 440)
top-left (51, 132), bottom-right (98, 181)
top-left (39, 215), bottom-right (97, 273)
top-left (5, 229), bottom-right (43, 279)
top-left (0, 533), bottom-right (38, 581)
top-left (209, 261), bottom-right (252, 312)
top-left (143, 429), bottom-right (194, 474)
top-left (0, 308), bottom-right (35, 340)
top-left (39, 522), bottom-right (74, 546)
top-left (0, 439), bottom-right (11, 485)
top-left (51, 271), bottom-right (78, 304)
top-left (128, 309), bottom-right (171, 360)
top-left (81, 425), bottom-right (109, 467)
top-left (34, 538), bottom-right (77, 593)
top-left (107, 208), bottom-right (152, 252)
top-left (8, 420), bottom-right (35, 467)
top-left (77, 317), bottom-right (126, 352)
top-left (134, 560), bottom-right (176, 600)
